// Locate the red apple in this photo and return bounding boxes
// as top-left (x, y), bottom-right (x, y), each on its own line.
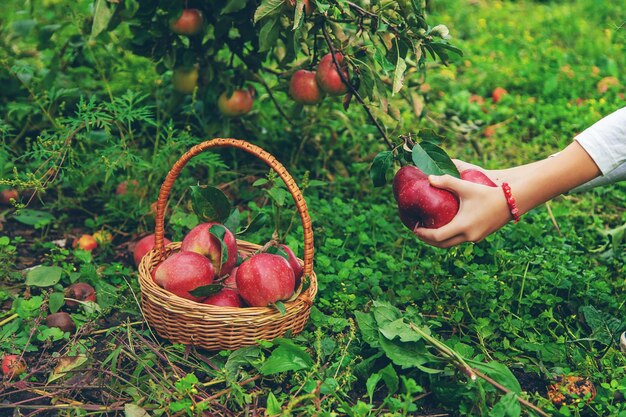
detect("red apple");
top-left (235, 253), bottom-right (295, 307)
top-left (72, 234), bottom-right (98, 251)
top-left (0, 189), bottom-right (18, 205)
top-left (223, 266), bottom-right (238, 289)
top-left (202, 288), bottom-right (243, 307)
top-left (289, 70), bottom-right (324, 105)
top-left (181, 223), bottom-right (238, 276)
top-left (133, 234), bottom-right (172, 267)
top-left (217, 90), bottom-right (254, 117)
top-left (279, 244), bottom-right (303, 285)
top-left (170, 9), bottom-right (204, 36)
top-left (152, 251), bottom-right (216, 302)
top-left (173, 66), bottom-right (199, 94)
top-left (116, 180), bottom-right (139, 196)
top-left (392, 165), bottom-right (459, 230)
top-left (315, 53), bottom-right (349, 96)
top-left (492, 87), bottom-right (508, 103)
top-left (65, 283), bottom-right (97, 308)
top-left (460, 169), bottom-right (497, 187)
top-left (45, 312), bottom-right (76, 333)
top-left (1, 355), bottom-right (26, 379)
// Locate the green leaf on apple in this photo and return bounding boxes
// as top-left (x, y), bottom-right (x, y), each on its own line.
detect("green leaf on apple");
top-left (209, 224), bottom-right (230, 266)
top-left (224, 208), bottom-right (241, 234)
top-left (237, 212), bottom-right (269, 236)
top-left (411, 141), bottom-right (460, 178)
top-left (272, 300), bottom-right (287, 315)
top-left (190, 185), bottom-right (232, 224)
top-left (370, 151), bottom-right (394, 187)
top-left (189, 284), bottom-right (223, 298)
top-left (266, 245), bottom-right (289, 261)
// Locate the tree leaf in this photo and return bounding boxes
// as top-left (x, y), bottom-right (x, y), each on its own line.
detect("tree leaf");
top-left (209, 224), bottom-right (229, 266)
top-left (124, 404), bottom-right (150, 417)
top-left (489, 392), bottom-right (522, 417)
top-left (370, 151), bottom-right (394, 187)
top-left (259, 17), bottom-right (280, 53)
top-left (188, 284), bottom-right (223, 298)
top-left (355, 311), bottom-right (379, 347)
top-left (221, 0), bottom-right (248, 15)
top-left (266, 391), bottom-right (282, 416)
top-left (579, 305), bottom-right (625, 345)
top-left (91, 0), bottom-right (114, 40)
top-left (25, 266), bottom-right (64, 287)
top-left (48, 292), bottom-right (65, 314)
top-left (224, 208), bottom-right (241, 235)
top-left (379, 363), bottom-right (399, 395)
top-left (273, 300), bottom-right (287, 315)
top-left (469, 360), bottom-right (522, 394)
top-left (411, 141), bottom-right (460, 177)
top-left (238, 212), bottom-right (270, 236)
top-left (259, 339), bottom-right (314, 375)
top-left (48, 355), bottom-right (89, 383)
top-left (190, 185), bottom-right (232, 224)
top-left (392, 56), bottom-right (407, 95)
top-left (379, 318), bottom-right (422, 343)
top-left (366, 373), bottom-right (382, 402)
top-left (13, 209), bottom-right (55, 227)
top-left (292, 0), bottom-right (304, 30)
top-left (254, 0), bottom-right (284, 23)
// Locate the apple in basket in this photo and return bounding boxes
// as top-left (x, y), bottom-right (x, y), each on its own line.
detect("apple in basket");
top-left (202, 288), bottom-right (243, 307)
top-left (280, 244), bottom-right (304, 286)
top-left (133, 234), bottom-right (172, 267)
top-left (152, 251), bottom-right (216, 302)
top-left (236, 253), bottom-right (295, 307)
top-left (181, 222), bottom-right (238, 276)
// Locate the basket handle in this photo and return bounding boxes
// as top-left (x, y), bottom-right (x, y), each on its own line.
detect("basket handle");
top-left (154, 138), bottom-right (314, 277)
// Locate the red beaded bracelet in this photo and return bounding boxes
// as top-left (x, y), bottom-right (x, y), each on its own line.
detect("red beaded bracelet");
top-left (501, 182), bottom-right (521, 224)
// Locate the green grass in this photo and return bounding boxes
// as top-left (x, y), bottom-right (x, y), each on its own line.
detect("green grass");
top-left (1, 0), bottom-right (625, 416)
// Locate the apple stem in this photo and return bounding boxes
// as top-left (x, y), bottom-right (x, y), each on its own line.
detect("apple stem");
top-left (321, 24), bottom-right (394, 151)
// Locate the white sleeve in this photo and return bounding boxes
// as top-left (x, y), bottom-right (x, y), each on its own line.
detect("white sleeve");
top-left (574, 106), bottom-right (626, 175)
top-left (569, 162), bottom-right (626, 193)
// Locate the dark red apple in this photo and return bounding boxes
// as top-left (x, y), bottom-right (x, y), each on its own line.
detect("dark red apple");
top-left (392, 165), bottom-right (459, 230)
top-left (170, 9), bottom-right (204, 36)
top-left (217, 90), bottom-right (254, 117)
top-left (133, 234), bottom-right (172, 267)
top-left (289, 70), bottom-right (324, 105)
top-left (65, 283), bottom-right (97, 308)
top-left (152, 251), bottom-right (216, 302)
top-left (460, 169), bottom-right (497, 187)
top-left (72, 234), bottom-right (98, 251)
top-left (279, 244), bottom-right (304, 285)
top-left (202, 288), bottom-right (243, 307)
top-left (45, 312), bottom-right (76, 333)
top-left (0, 189), bottom-right (18, 205)
top-left (181, 223), bottom-right (238, 276)
top-left (235, 253), bottom-right (295, 307)
top-left (1, 355), bottom-right (26, 379)
top-left (315, 53), bottom-right (349, 96)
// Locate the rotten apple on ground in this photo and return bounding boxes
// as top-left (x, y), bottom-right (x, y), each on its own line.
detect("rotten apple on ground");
top-left (65, 283), bottom-right (97, 308)
top-left (0, 188), bottom-right (18, 205)
top-left (217, 90), bottom-right (254, 117)
top-left (181, 223), bottom-right (238, 276)
top-left (316, 53), bottom-right (349, 96)
top-left (170, 9), bottom-right (204, 36)
top-left (133, 234), bottom-right (172, 266)
top-left (1, 355), bottom-right (27, 379)
top-left (152, 251), bottom-right (216, 302)
top-left (46, 312), bottom-right (76, 333)
top-left (235, 253), bottom-right (295, 307)
top-left (289, 70), bottom-right (324, 105)
top-left (73, 234), bottom-right (98, 251)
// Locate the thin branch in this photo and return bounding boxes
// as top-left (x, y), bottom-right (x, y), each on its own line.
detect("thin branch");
top-left (253, 74), bottom-right (294, 126)
top-left (321, 23), bottom-right (394, 150)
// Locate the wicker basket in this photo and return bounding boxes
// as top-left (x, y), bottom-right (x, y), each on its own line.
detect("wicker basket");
top-left (137, 138), bottom-right (317, 350)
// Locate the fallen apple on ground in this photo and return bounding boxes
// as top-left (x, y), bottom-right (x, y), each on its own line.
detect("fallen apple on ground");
top-left (45, 312), bottom-right (76, 333)
top-left (181, 222), bottom-right (238, 276)
top-left (0, 188), bottom-right (18, 205)
top-left (235, 253), bottom-right (295, 307)
top-left (1, 355), bottom-right (27, 379)
top-left (152, 251), bottom-right (216, 302)
top-left (73, 234), bottom-right (98, 251)
top-left (65, 283), bottom-right (97, 308)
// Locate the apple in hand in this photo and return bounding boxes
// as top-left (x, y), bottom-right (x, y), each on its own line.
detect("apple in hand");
top-left (152, 251), bottom-right (216, 302)
top-left (289, 70), bottom-right (324, 105)
top-left (133, 234), bottom-right (172, 267)
top-left (202, 288), bottom-right (242, 307)
top-left (460, 169), bottom-right (497, 187)
top-left (181, 223), bottom-right (238, 276)
top-left (1, 355), bottom-right (27, 379)
top-left (392, 165), bottom-right (459, 230)
top-left (170, 9), bottom-right (204, 36)
top-left (279, 244), bottom-right (304, 286)
top-left (316, 53), bottom-right (349, 96)
top-left (235, 253), bottom-right (295, 307)
top-left (217, 90), bottom-right (254, 117)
